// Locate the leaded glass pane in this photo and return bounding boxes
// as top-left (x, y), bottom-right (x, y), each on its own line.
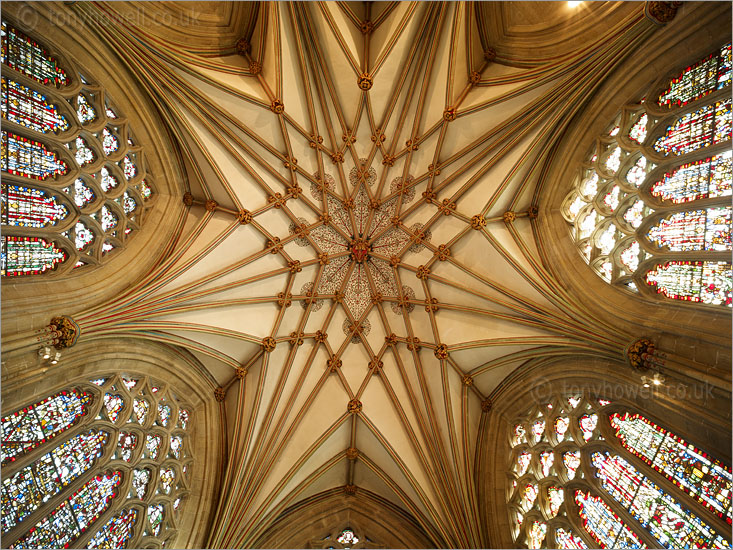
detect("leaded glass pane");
top-left (73, 178), bottom-right (95, 207)
top-left (1, 77), bottom-right (69, 133)
top-left (1, 20), bottom-right (68, 86)
top-left (563, 451), bottom-right (581, 480)
top-left (645, 261), bottom-right (732, 306)
top-left (77, 94), bottom-right (96, 124)
top-left (74, 136), bottom-right (95, 166)
top-left (653, 100), bottom-right (731, 156)
top-left (103, 393), bottom-right (124, 422)
top-left (131, 468), bottom-right (150, 500)
top-left (101, 128), bottom-right (118, 156)
top-left (547, 486), bottom-right (564, 517)
top-left (1, 389), bottom-right (91, 463)
top-left (528, 521), bottom-right (547, 549)
top-left (658, 44), bottom-right (732, 107)
top-left (555, 527), bottom-right (588, 549)
top-left (1, 185), bottom-right (68, 227)
top-left (1, 130), bottom-right (67, 180)
top-left (147, 504), bottom-right (163, 536)
top-left (574, 489), bottom-right (646, 548)
top-left (86, 508), bottom-right (137, 549)
top-left (651, 151), bottom-right (733, 204)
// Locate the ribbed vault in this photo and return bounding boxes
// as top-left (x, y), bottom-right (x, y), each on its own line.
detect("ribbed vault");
top-left (5, 2), bottom-right (728, 548)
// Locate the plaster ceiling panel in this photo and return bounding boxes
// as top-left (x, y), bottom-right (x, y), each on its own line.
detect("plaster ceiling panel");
top-left (190, 349), bottom-right (242, 386)
top-left (476, 2), bottom-right (640, 64)
top-left (473, 358), bottom-right (529, 398)
top-left (175, 63), bottom-right (266, 109)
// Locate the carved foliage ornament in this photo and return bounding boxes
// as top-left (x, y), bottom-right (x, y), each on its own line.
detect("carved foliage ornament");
top-left (49, 315), bottom-right (80, 350)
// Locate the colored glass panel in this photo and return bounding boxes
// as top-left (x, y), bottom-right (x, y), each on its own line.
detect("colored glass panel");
top-left (532, 419), bottom-right (545, 442)
top-left (540, 450), bottom-right (554, 477)
top-left (131, 468), bottom-right (150, 500)
top-left (133, 398), bottom-right (149, 424)
top-left (651, 151), bottom-right (733, 204)
top-left (592, 452), bottom-right (730, 549)
top-left (1, 77), bottom-right (68, 133)
top-left (568, 195), bottom-right (586, 219)
top-left (610, 412), bottom-right (732, 522)
top-left (567, 396), bottom-right (581, 409)
top-left (630, 114), bottom-right (648, 144)
top-left (647, 206), bottom-right (732, 252)
top-left (1, 185), bottom-right (67, 227)
top-left (100, 205), bottom-right (117, 232)
top-left (73, 178), bottom-right (95, 207)
top-left (145, 434), bottom-right (161, 460)
top-left (77, 94), bottom-right (96, 124)
top-left (554, 416), bottom-right (569, 441)
top-left (0, 235), bottom-right (67, 277)
top-left (547, 486), bottom-right (564, 517)
top-left (122, 192), bottom-right (136, 215)
top-left (620, 241), bottom-right (641, 273)
top-left (116, 431), bottom-right (137, 462)
top-left (337, 529), bottom-right (359, 545)
top-left (86, 508), bottom-right (137, 549)
top-left (597, 224), bottom-right (617, 255)
top-left (580, 173), bottom-right (598, 199)
top-left (528, 521), bottom-right (547, 549)
top-left (603, 186), bottom-right (620, 211)
top-left (122, 378), bottom-right (138, 392)
top-left (170, 435), bottom-right (182, 459)
top-left (140, 180), bottom-right (152, 199)
top-left (658, 44), bottom-right (732, 107)
top-left (513, 424), bottom-right (527, 446)
top-left (605, 147), bottom-right (622, 173)
top-left (2, 130), bottom-right (67, 180)
top-left (101, 128), bottom-right (118, 156)
top-left (556, 527), bottom-right (588, 549)
top-left (523, 483), bottom-right (538, 509)
top-left (1, 20), bottom-right (68, 86)
top-left (653, 99), bottom-right (731, 156)
top-left (645, 261), bottom-right (732, 306)
top-left (578, 209), bottom-right (600, 239)
top-left (103, 393), bottom-right (124, 422)
top-left (563, 451), bottom-right (581, 480)
top-left (626, 157), bottom-right (647, 186)
top-left (157, 404), bottom-right (171, 427)
top-left (574, 489), bottom-right (646, 549)
top-left (122, 155), bottom-right (136, 180)
top-left (1, 389), bottom-right (90, 463)
top-left (579, 413), bottom-right (598, 441)
top-left (159, 467), bottom-right (175, 494)
top-left (517, 451), bottom-right (531, 476)
top-left (10, 472), bottom-right (122, 549)
top-left (98, 166), bottom-right (119, 192)
top-left (1, 430), bottom-right (106, 532)
top-left (75, 136), bottom-right (95, 166)
top-left (74, 220), bottom-right (94, 250)
top-left (147, 504), bottom-right (163, 536)
top-left (623, 200), bottom-right (646, 229)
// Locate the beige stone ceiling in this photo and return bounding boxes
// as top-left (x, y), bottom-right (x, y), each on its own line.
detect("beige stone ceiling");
top-left (38, 1), bottom-right (669, 546)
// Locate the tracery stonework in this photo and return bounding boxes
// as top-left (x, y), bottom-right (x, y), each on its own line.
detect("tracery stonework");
top-left (305, 172), bottom-right (422, 318)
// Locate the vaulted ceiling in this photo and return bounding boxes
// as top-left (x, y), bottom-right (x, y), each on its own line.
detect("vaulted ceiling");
top-left (38, 1), bottom-right (689, 547)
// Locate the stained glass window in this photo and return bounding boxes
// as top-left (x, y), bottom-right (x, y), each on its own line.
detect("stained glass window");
top-left (72, 178), bottom-right (95, 207)
top-left (86, 508), bottom-right (137, 549)
top-left (159, 468), bottom-right (175, 494)
top-left (645, 261), bottom-right (732, 306)
top-left (610, 412), bottom-right (732, 522)
top-left (1, 389), bottom-right (91, 463)
top-left (605, 147), bottom-right (622, 173)
top-left (1, 430), bottom-right (107, 532)
top-left (522, 483), bottom-right (538, 509)
top-left (74, 220), bottom-right (95, 250)
top-left (547, 486), bottom-right (564, 517)
top-left (651, 152), bottom-right (733, 204)
top-left (579, 413), bottom-right (598, 441)
top-left (146, 434), bottom-right (161, 460)
top-left (603, 186), bottom-right (621, 211)
top-left (2, 185), bottom-right (67, 227)
top-left (131, 468), bottom-right (150, 499)
top-left (513, 423), bottom-right (527, 446)
top-left (100, 205), bottom-right (117, 232)
top-left (122, 192), bottom-right (136, 214)
top-left (122, 155), bottom-right (136, 180)
top-left (337, 528), bottom-right (359, 546)
top-left (528, 521), bottom-right (547, 549)
top-left (620, 241), bottom-right (641, 273)
top-left (75, 136), bottom-right (95, 166)
top-left (133, 398), bottom-right (150, 424)
top-left (157, 404), bottom-right (171, 427)
top-left (101, 128), bottom-right (118, 155)
top-left (555, 416), bottom-right (569, 441)
top-left (592, 452), bottom-right (730, 548)
top-left (626, 157), bottom-right (648, 186)
top-left (1, 235), bottom-right (68, 276)
top-left (517, 451), bottom-right (531, 476)
top-left (658, 44), bottom-right (732, 107)
top-left (147, 504), bottom-right (163, 536)
top-left (2, 130), bottom-right (67, 180)
top-left (140, 180), bottom-right (152, 199)
top-left (555, 527), bottom-right (588, 549)
top-left (630, 113), bottom-right (648, 144)
top-left (563, 451), bottom-right (581, 480)
top-left (77, 94), bottom-right (96, 124)
top-left (532, 419), bottom-right (545, 442)
top-left (103, 393), bottom-right (124, 422)
top-left (170, 436), bottom-right (182, 459)
top-left (540, 450), bottom-right (554, 477)
top-left (647, 207), bottom-right (731, 251)
top-left (116, 432), bottom-right (137, 462)
top-left (122, 378), bottom-right (138, 392)
top-left (10, 472), bottom-right (122, 549)
top-left (654, 100), bottom-right (731, 156)
top-left (574, 490), bottom-right (646, 549)
top-left (567, 396), bottom-right (581, 409)
top-left (1, 20), bottom-right (68, 86)
top-left (2, 77), bottom-right (69, 133)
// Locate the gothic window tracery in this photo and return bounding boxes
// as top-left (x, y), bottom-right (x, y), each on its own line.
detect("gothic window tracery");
top-left (562, 43), bottom-right (732, 307)
top-left (0, 18), bottom-right (155, 277)
top-left (506, 394), bottom-right (731, 549)
top-left (0, 374), bottom-right (193, 548)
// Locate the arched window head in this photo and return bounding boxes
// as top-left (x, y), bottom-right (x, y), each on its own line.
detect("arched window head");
top-left (506, 393), bottom-right (732, 548)
top-left (1, 373), bottom-right (193, 548)
top-left (309, 527), bottom-right (381, 549)
top-left (562, 43), bottom-right (732, 307)
top-left (0, 18), bottom-right (155, 278)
